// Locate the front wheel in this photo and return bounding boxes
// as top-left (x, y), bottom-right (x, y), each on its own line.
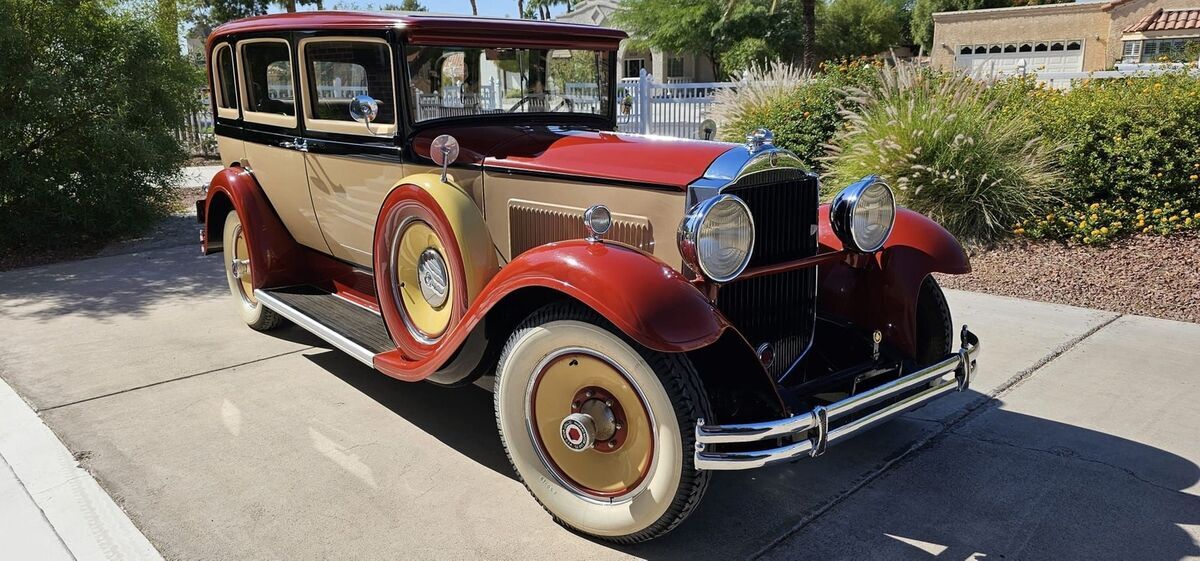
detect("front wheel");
top-left (493, 303), bottom-right (711, 543)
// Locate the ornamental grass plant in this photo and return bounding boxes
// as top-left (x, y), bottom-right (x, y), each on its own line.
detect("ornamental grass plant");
top-left (712, 60), bottom-right (879, 171)
top-left (824, 63), bottom-right (1063, 245)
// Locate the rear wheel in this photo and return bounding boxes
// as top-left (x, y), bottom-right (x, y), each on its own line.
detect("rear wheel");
top-left (222, 210), bottom-right (283, 331)
top-left (493, 303), bottom-right (711, 543)
top-left (915, 275), bottom-right (953, 365)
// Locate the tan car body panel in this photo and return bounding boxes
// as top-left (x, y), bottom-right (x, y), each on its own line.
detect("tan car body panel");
top-left (242, 140), bottom-right (331, 253)
top-left (305, 153), bottom-right (408, 265)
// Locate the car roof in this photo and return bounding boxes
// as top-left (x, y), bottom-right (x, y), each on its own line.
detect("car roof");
top-left (209, 11), bottom-right (627, 50)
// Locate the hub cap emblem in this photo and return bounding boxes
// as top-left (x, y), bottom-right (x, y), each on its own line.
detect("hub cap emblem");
top-left (560, 413), bottom-right (596, 452)
top-left (417, 248), bottom-right (449, 308)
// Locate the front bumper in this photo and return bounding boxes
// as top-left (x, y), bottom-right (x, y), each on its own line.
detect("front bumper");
top-left (695, 326), bottom-right (980, 470)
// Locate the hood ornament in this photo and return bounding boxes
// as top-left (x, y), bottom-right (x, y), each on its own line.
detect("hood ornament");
top-left (745, 128), bottom-right (774, 154)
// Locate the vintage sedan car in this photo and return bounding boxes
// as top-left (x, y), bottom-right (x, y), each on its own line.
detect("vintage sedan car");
top-left (199, 11), bottom-right (980, 542)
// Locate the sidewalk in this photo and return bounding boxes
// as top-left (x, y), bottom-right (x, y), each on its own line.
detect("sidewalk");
top-left (0, 378), bottom-right (162, 561)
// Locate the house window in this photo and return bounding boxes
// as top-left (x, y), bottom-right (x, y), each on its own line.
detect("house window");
top-left (623, 58), bottom-right (645, 78)
top-left (1067, 42), bottom-right (1081, 51)
top-left (1138, 38), bottom-right (1197, 62)
top-left (1003, 45), bottom-right (1017, 53)
top-left (1122, 40), bottom-right (1142, 63)
top-left (667, 56), bottom-right (685, 78)
top-left (1034, 43), bottom-right (1048, 52)
top-left (1018, 44), bottom-right (1032, 52)
top-left (960, 46), bottom-right (972, 55)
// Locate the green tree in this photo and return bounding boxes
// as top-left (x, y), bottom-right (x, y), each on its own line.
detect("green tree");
top-left (0, 0), bottom-right (199, 253)
top-left (183, 0), bottom-right (269, 29)
top-left (381, 0), bottom-right (427, 10)
top-left (615, 0), bottom-right (775, 78)
top-left (818, 0), bottom-right (901, 58)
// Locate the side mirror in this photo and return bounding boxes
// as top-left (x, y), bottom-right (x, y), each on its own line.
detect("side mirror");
top-left (349, 95), bottom-right (379, 133)
top-left (430, 134), bottom-right (460, 184)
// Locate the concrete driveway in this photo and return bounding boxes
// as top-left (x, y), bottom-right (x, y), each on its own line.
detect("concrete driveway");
top-left (0, 242), bottom-right (1197, 560)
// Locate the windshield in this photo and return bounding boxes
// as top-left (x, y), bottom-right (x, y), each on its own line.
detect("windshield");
top-left (405, 45), bottom-right (612, 123)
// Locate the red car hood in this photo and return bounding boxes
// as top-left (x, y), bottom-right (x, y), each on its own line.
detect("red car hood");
top-left (412, 126), bottom-right (736, 191)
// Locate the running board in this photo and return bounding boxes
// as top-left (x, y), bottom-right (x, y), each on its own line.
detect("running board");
top-left (254, 286), bottom-right (395, 368)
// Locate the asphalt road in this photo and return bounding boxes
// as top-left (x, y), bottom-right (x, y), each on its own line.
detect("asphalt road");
top-left (0, 242), bottom-right (1197, 560)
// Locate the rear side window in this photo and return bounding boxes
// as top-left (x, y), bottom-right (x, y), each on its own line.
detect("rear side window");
top-left (304, 41), bottom-right (395, 125)
top-left (241, 41), bottom-right (295, 117)
top-left (214, 45), bottom-right (237, 110)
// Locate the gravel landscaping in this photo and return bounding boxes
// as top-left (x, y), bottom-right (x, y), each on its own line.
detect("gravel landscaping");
top-left (939, 233), bottom-right (1200, 324)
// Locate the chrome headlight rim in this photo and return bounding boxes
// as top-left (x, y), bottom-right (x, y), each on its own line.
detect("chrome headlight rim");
top-left (830, 176), bottom-right (896, 253)
top-left (678, 194), bottom-right (756, 283)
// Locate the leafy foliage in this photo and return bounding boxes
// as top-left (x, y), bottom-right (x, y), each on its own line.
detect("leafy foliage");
top-left (0, 0), bottom-right (199, 253)
top-left (825, 64), bottom-right (1063, 244)
top-left (818, 0), bottom-right (902, 59)
top-left (1011, 72), bottom-right (1200, 244)
top-left (712, 61), bottom-right (879, 170)
top-left (381, 0), bottom-right (428, 11)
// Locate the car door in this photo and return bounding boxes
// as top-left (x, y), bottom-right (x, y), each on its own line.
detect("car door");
top-left (236, 35), bottom-right (330, 254)
top-left (297, 34), bottom-right (406, 267)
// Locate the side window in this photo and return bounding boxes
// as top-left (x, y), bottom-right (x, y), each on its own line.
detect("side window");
top-left (213, 45), bottom-right (238, 112)
top-left (303, 40), bottom-right (395, 131)
top-left (240, 40), bottom-right (296, 127)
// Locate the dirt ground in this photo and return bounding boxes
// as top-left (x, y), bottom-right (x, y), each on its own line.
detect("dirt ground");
top-left (940, 233), bottom-right (1200, 324)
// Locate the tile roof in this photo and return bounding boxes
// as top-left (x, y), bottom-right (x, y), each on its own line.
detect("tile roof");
top-left (1125, 8), bottom-right (1200, 33)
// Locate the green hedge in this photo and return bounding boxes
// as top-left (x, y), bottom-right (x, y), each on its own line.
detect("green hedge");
top-left (0, 0), bottom-right (199, 255)
top-left (717, 62), bottom-right (1200, 245)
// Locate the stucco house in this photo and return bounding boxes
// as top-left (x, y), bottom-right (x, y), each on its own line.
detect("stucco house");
top-left (931, 0), bottom-right (1200, 75)
top-left (554, 0), bottom-right (717, 82)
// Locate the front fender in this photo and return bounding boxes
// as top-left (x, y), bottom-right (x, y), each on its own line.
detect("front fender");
top-left (372, 240), bottom-right (731, 380)
top-left (483, 241), bottom-right (730, 352)
top-left (817, 205), bottom-right (970, 357)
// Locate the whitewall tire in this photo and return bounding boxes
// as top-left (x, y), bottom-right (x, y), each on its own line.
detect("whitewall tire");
top-left (222, 210), bottom-right (283, 331)
top-left (493, 303), bottom-right (711, 543)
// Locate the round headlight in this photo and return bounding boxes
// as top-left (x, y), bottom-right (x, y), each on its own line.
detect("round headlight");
top-left (830, 176), bottom-right (896, 253)
top-left (678, 195), bottom-right (755, 283)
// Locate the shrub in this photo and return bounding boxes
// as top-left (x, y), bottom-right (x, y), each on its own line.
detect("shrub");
top-left (712, 60), bottom-right (879, 171)
top-left (1017, 199), bottom-right (1199, 245)
top-left (1032, 72), bottom-right (1200, 211)
top-left (0, 0), bottom-right (199, 255)
top-left (824, 63), bottom-right (1063, 244)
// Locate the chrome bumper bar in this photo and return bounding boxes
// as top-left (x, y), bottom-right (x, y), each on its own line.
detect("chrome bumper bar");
top-left (695, 326), bottom-right (980, 470)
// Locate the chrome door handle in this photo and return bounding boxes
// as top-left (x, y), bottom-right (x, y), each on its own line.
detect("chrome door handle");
top-left (279, 138), bottom-right (308, 152)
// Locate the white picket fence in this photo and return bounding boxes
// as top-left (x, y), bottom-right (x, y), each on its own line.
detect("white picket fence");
top-left (614, 69), bottom-right (733, 139)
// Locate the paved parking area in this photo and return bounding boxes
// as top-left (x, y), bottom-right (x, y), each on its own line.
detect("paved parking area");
top-left (0, 243), bottom-right (1197, 560)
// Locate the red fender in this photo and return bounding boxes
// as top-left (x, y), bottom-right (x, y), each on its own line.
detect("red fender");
top-left (816, 204), bottom-right (971, 357)
top-left (373, 240), bottom-right (731, 381)
top-left (202, 167), bottom-right (330, 290)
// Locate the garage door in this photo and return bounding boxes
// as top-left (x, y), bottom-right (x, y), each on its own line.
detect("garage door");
top-left (954, 40), bottom-right (1084, 77)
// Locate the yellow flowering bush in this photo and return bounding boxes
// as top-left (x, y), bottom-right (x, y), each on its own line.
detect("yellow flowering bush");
top-left (1017, 199), bottom-right (1200, 245)
top-left (1032, 71), bottom-right (1200, 211)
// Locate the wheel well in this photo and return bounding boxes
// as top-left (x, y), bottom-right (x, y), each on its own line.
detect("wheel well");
top-left (479, 286), bottom-right (785, 424)
top-left (206, 192), bottom-right (235, 253)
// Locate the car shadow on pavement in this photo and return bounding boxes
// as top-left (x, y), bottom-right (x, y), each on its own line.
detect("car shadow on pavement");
top-left (303, 350), bottom-right (517, 479)
top-left (298, 347), bottom-right (1200, 561)
top-left (0, 243), bottom-right (223, 321)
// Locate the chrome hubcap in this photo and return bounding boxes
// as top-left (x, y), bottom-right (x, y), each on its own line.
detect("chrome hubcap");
top-left (417, 248), bottom-right (449, 308)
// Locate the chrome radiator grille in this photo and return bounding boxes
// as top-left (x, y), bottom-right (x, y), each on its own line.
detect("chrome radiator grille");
top-left (718, 170), bottom-right (819, 380)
